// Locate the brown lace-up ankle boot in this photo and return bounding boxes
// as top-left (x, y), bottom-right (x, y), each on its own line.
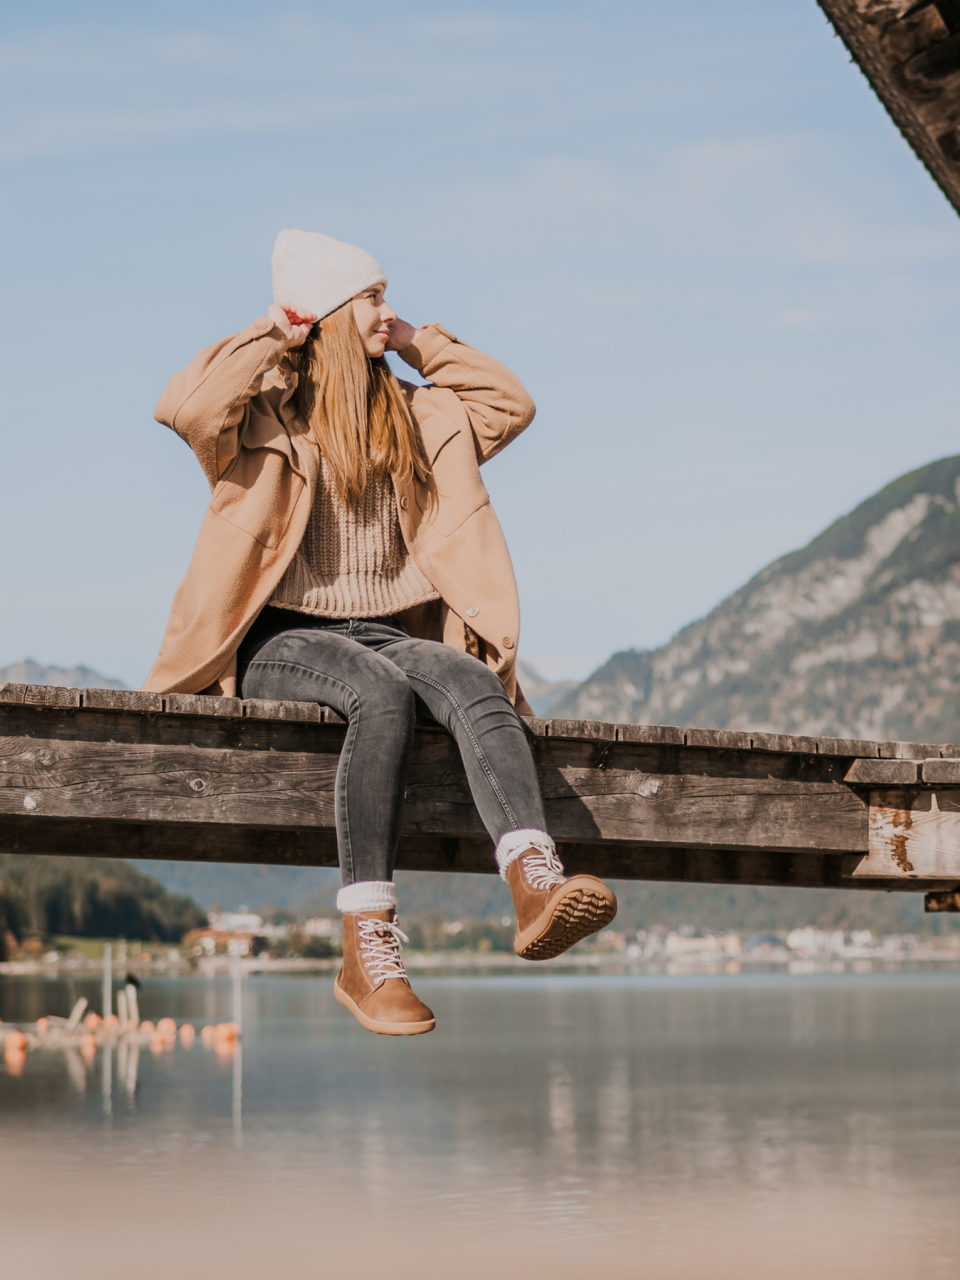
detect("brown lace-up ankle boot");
top-left (335, 909), bottom-right (436, 1036)
top-left (506, 848), bottom-right (617, 961)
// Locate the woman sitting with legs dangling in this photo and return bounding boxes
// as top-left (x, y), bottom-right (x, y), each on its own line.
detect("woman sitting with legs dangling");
top-left (145, 229), bottom-right (617, 1035)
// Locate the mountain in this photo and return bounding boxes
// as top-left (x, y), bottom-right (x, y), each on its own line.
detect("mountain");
top-left (515, 659), bottom-right (578, 717)
top-left (128, 861), bottom-right (339, 911)
top-left (0, 660), bottom-right (125, 690)
top-left (554, 455), bottom-right (960, 742)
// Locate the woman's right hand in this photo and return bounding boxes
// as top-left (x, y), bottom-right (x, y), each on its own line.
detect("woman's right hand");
top-left (267, 303), bottom-right (317, 348)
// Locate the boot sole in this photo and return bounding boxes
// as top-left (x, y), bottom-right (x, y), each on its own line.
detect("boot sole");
top-left (334, 978), bottom-right (436, 1036)
top-left (515, 877), bottom-right (618, 961)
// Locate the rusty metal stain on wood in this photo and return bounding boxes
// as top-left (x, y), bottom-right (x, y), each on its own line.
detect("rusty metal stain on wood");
top-left (850, 788), bottom-right (960, 878)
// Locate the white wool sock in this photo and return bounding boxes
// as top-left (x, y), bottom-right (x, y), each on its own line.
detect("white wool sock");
top-left (336, 880), bottom-right (399, 914)
top-left (495, 830), bottom-right (557, 880)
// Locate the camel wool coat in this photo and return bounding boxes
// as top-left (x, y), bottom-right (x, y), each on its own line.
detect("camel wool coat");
top-left (143, 319), bottom-right (536, 711)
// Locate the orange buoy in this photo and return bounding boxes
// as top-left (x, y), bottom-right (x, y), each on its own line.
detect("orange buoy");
top-left (200, 1024), bottom-right (215, 1047)
top-left (83, 1012), bottom-right (101, 1030)
top-left (139, 1020), bottom-right (156, 1034)
top-left (102, 1014), bottom-right (119, 1029)
top-left (4, 1046), bottom-right (25, 1077)
top-left (179, 1023), bottom-right (196, 1047)
top-left (80, 1033), bottom-right (97, 1061)
top-left (156, 1017), bottom-right (177, 1038)
top-left (35, 1018), bottom-right (49, 1033)
top-left (5, 1030), bottom-right (27, 1051)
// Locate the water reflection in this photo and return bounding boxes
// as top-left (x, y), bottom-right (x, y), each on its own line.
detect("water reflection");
top-left (0, 971), bottom-right (959, 1279)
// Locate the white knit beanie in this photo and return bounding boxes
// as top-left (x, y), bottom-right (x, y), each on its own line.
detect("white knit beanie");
top-left (271, 228), bottom-right (386, 321)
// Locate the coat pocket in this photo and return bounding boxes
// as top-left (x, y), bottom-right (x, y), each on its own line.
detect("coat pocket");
top-left (209, 449), bottom-right (298, 550)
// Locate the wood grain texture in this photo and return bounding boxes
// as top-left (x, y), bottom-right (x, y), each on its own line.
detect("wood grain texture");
top-left (850, 789), bottom-right (960, 878)
top-left (82, 689), bottom-right (163, 713)
top-left (817, 0), bottom-right (960, 217)
top-left (921, 759), bottom-right (960, 784)
top-left (845, 759), bottom-right (919, 785)
top-left (5, 691), bottom-right (960, 890)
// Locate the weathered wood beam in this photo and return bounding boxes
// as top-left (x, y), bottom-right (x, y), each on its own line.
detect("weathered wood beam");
top-left (817, 0), bottom-right (960, 216)
top-left (2, 684), bottom-right (960, 893)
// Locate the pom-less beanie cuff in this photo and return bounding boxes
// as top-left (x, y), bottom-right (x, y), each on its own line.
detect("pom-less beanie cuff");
top-left (272, 228), bottom-right (386, 322)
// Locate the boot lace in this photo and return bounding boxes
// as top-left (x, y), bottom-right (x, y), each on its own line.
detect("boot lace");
top-left (357, 916), bottom-right (410, 981)
top-left (520, 848), bottom-right (566, 891)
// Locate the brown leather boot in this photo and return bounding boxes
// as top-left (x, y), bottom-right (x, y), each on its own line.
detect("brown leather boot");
top-left (506, 848), bottom-right (617, 960)
top-left (334, 910), bottom-right (436, 1036)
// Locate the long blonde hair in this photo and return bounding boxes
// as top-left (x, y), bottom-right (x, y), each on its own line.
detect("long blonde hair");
top-left (286, 300), bottom-right (429, 505)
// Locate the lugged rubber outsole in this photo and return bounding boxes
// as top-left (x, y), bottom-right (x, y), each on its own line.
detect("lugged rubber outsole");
top-left (514, 879), bottom-right (618, 961)
top-left (334, 977), bottom-right (436, 1036)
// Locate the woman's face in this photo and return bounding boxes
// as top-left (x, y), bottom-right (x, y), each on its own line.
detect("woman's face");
top-left (352, 284), bottom-right (396, 357)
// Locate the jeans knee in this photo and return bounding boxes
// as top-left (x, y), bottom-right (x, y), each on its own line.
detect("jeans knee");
top-left (360, 664), bottom-right (415, 723)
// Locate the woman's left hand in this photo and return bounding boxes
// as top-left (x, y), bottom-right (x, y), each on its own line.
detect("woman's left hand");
top-left (385, 319), bottom-right (418, 351)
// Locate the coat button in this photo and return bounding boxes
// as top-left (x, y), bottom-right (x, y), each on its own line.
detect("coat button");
top-left (399, 496), bottom-right (409, 510)
top-left (465, 606), bottom-right (479, 617)
top-left (502, 636), bottom-right (514, 649)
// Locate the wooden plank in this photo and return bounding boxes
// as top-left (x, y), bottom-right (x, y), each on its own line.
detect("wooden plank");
top-left (0, 810), bottom-right (949, 890)
top-left (921, 759), bottom-right (960, 784)
top-left (748, 732), bottom-right (820, 756)
top-left (817, 0), bottom-right (960, 217)
top-left (844, 759), bottom-right (919, 785)
top-left (545, 718), bottom-right (616, 741)
top-left (24, 686), bottom-right (80, 709)
top-left (242, 698), bottom-right (322, 723)
top-left (685, 728), bottom-right (752, 751)
top-left (0, 684), bottom-right (26, 705)
top-left (878, 740), bottom-right (944, 760)
top-left (164, 693), bottom-right (244, 718)
top-left (848, 789), bottom-right (960, 878)
top-left (518, 716), bottom-right (549, 738)
top-left (616, 724), bottom-right (684, 746)
top-left (817, 736), bottom-right (881, 757)
top-left (82, 689), bottom-right (163, 713)
top-left (0, 730), bottom-right (868, 854)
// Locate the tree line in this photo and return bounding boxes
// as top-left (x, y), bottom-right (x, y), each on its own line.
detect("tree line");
top-left (0, 854), bottom-right (207, 956)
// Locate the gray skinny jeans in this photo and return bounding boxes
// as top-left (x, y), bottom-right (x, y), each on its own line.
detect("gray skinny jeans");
top-left (237, 607), bottom-right (547, 885)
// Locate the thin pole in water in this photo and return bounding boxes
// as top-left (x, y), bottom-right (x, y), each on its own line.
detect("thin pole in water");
top-left (102, 942), bottom-right (112, 1018)
top-left (231, 949), bottom-right (243, 1034)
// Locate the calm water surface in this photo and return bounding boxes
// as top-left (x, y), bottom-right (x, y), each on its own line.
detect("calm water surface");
top-left (1, 970), bottom-right (959, 1279)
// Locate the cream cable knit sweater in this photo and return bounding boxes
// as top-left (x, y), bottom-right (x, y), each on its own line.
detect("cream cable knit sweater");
top-left (269, 455), bottom-right (440, 619)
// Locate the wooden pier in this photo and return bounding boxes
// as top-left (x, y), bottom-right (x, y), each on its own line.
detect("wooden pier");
top-left (3, 683), bottom-right (960, 908)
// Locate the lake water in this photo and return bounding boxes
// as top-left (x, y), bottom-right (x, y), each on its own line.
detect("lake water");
top-left (2, 969), bottom-right (959, 1279)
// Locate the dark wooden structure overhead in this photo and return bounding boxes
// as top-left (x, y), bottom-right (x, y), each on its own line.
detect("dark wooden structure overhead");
top-left (818, 0), bottom-right (960, 214)
top-left (2, 684), bottom-right (960, 909)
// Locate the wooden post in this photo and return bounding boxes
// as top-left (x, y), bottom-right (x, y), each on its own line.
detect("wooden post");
top-left (231, 949), bottom-right (243, 1035)
top-left (102, 942), bottom-right (112, 1020)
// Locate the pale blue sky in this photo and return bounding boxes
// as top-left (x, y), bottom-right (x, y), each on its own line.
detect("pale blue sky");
top-left (2, 0), bottom-right (959, 684)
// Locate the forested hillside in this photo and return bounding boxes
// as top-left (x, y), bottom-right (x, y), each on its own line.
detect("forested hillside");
top-left (0, 855), bottom-right (207, 955)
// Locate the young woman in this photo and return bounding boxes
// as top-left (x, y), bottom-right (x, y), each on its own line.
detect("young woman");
top-left (145, 229), bottom-right (617, 1036)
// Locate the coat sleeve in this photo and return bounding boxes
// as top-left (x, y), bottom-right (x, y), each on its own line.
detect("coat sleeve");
top-left (155, 317), bottom-right (291, 487)
top-left (397, 324), bottom-right (536, 463)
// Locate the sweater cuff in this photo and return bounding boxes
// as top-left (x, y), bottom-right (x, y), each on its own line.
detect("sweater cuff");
top-left (397, 322), bottom-right (456, 374)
